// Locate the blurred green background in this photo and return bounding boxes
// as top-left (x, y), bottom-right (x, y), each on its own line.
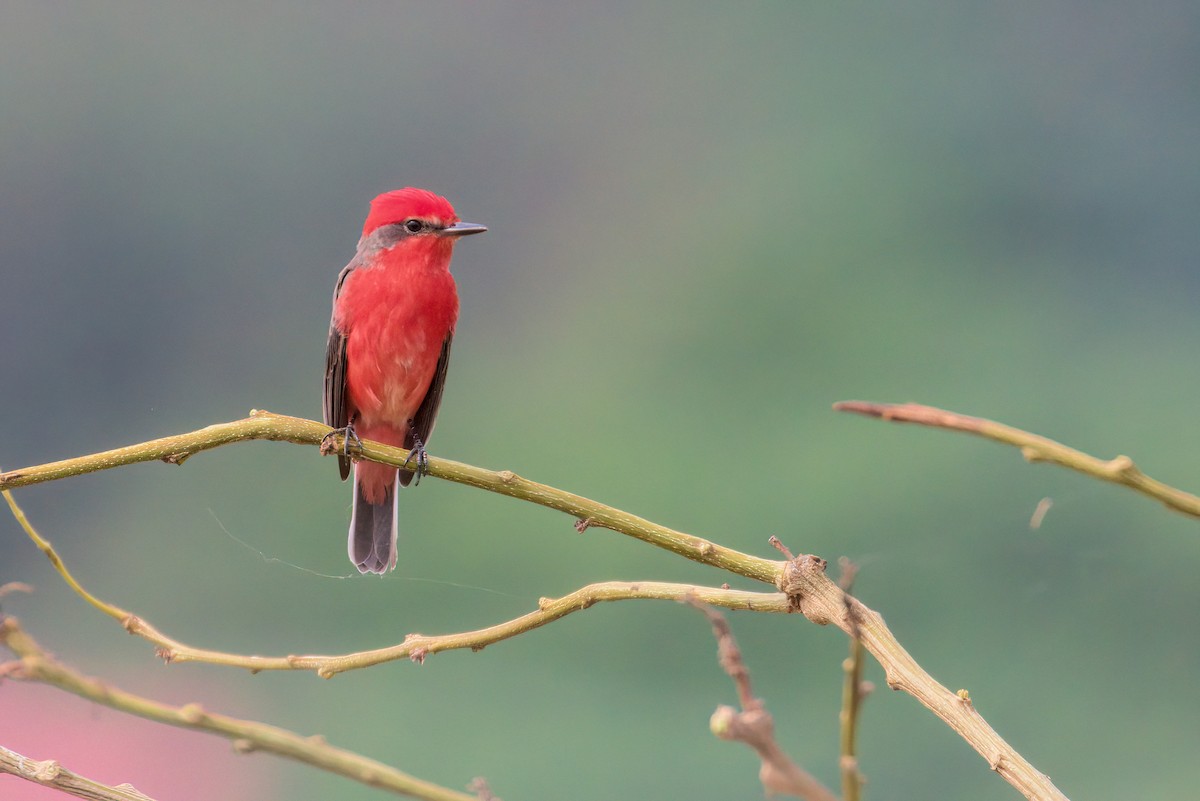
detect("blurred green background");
top-left (2, 3), bottom-right (1198, 799)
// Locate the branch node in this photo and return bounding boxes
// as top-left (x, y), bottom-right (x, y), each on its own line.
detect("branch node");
top-left (179, 703), bottom-right (206, 724)
top-left (1107, 454), bottom-right (1140, 478)
top-left (409, 647), bottom-right (429, 664)
top-left (160, 452), bottom-right (190, 466)
top-left (32, 758), bottom-right (62, 781)
top-left (777, 554), bottom-right (831, 624)
top-left (956, 688), bottom-right (973, 706)
top-left (573, 517), bottom-right (593, 533)
top-left (498, 470), bottom-right (517, 484)
top-left (154, 647), bottom-right (176, 664)
top-left (232, 738), bottom-right (256, 754)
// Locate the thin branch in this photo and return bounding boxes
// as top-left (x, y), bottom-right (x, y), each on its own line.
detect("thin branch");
top-left (3, 490), bottom-right (790, 673)
top-left (834, 400), bottom-right (1200, 520)
top-left (838, 637), bottom-right (868, 801)
top-left (0, 744), bottom-right (157, 801)
top-left (837, 559), bottom-right (870, 801)
top-left (4, 491), bottom-right (128, 621)
top-left (0, 412), bottom-right (780, 584)
top-left (0, 618), bottom-right (482, 801)
top-left (690, 600), bottom-right (838, 801)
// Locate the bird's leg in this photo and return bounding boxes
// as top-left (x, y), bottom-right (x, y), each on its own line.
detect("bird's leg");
top-left (343, 421), bottom-right (363, 457)
top-left (320, 420), bottom-right (363, 458)
top-left (403, 420), bottom-right (430, 485)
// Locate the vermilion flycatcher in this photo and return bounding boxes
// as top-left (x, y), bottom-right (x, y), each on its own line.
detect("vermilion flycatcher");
top-left (323, 188), bottom-right (485, 573)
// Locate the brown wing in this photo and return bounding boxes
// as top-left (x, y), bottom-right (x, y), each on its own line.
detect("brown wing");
top-left (323, 263), bottom-right (355, 481)
top-left (400, 333), bottom-right (453, 487)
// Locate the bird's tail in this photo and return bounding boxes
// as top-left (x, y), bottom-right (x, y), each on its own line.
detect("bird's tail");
top-left (348, 466), bottom-right (399, 574)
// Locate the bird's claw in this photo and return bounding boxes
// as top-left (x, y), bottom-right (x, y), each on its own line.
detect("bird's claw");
top-left (321, 423), bottom-right (363, 458)
top-left (403, 430), bottom-right (429, 486)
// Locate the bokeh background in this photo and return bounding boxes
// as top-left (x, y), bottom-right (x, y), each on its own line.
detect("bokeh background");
top-left (2, 3), bottom-right (1198, 799)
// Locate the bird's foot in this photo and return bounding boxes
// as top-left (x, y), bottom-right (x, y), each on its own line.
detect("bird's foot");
top-left (321, 423), bottom-right (363, 458)
top-left (403, 426), bottom-right (429, 485)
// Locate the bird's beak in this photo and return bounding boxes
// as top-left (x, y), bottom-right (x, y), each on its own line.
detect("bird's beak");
top-left (439, 221), bottom-right (487, 237)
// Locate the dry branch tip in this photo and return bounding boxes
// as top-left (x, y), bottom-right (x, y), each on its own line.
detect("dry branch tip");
top-left (767, 535), bottom-right (794, 560)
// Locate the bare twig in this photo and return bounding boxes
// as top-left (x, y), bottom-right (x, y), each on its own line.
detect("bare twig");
top-left (4, 491), bottom-right (129, 622)
top-left (689, 599), bottom-right (838, 801)
top-left (834, 400), bottom-right (1200, 520)
top-left (837, 559), bottom-right (870, 801)
top-left (0, 744), bottom-right (157, 801)
top-left (0, 617), bottom-right (483, 801)
top-left (2, 492), bottom-right (790, 674)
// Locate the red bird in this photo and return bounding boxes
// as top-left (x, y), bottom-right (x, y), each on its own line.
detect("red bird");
top-left (324, 188), bottom-right (485, 573)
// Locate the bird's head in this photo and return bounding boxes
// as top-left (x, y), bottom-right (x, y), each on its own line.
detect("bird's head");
top-left (361, 188), bottom-right (487, 246)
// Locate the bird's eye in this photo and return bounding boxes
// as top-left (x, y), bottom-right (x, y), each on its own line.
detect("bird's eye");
top-left (403, 219), bottom-right (424, 234)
